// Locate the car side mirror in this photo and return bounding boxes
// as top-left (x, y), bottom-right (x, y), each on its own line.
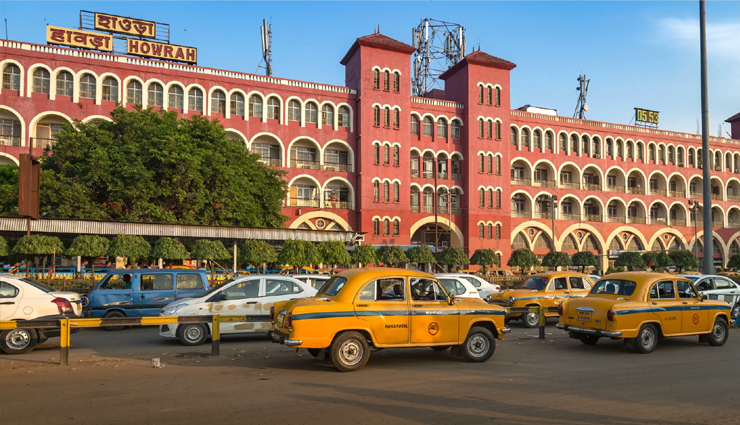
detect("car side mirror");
top-left (700, 293), bottom-right (708, 301)
top-left (448, 295), bottom-right (455, 306)
top-left (208, 292), bottom-right (227, 302)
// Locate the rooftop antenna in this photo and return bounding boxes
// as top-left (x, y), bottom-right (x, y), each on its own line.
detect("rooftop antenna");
top-left (4, 19), bottom-right (7, 40)
top-left (257, 19), bottom-right (273, 77)
top-left (411, 18), bottom-right (466, 97)
top-left (573, 74), bottom-right (590, 119)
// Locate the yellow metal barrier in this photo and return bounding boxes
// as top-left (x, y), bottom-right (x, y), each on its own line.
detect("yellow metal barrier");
top-left (505, 306), bottom-right (558, 340)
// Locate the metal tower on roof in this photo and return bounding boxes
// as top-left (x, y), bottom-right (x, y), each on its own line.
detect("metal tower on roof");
top-left (573, 74), bottom-right (590, 119)
top-left (258, 19), bottom-right (273, 77)
top-left (411, 18), bottom-right (466, 97)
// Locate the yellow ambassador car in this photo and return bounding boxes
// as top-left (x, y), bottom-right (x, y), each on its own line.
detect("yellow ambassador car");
top-left (557, 272), bottom-right (732, 353)
top-left (490, 272), bottom-right (594, 328)
top-left (268, 268), bottom-right (510, 372)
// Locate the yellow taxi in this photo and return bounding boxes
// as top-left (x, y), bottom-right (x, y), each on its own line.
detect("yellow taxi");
top-left (557, 272), bottom-right (732, 353)
top-left (490, 272), bottom-right (594, 328)
top-left (268, 268), bottom-right (509, 372)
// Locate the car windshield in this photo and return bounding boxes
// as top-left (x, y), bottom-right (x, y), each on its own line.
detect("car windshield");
top-left (317, 276), bottom-right (347, 296)
top-left (20, 278), bottom-right (54, 293)
top-left (196, 278), bottom-right (238, 298)
top-left (521, 277), bottom-right (549, 290)
top-left (590, 279), bottom-right (637, 296)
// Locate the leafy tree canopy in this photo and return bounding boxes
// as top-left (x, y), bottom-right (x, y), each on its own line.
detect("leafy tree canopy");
top-left (31, 107), bottom-right (287, 227)
top-left (239, 240), bottom-right (277, 267)
top-left (66, 235), bottom-right (110, 259)
top-left (436, 246), bottom-right (469, 267)
top-left (277, 240), bottom-right (307, 269)
top-left (191, 239), bottom-right (231, 261)
top-left (318, 241), bottom-right (351, 266)
top-left (150, 237), bottom-right (189, 261)
top-left (654, 252), bottom-right (674, 269)
top-left (0, 165), bottom-right (18, 216)
top-left (571, 251), bottom-right (598, 273)
top-left (727, 253), bottom-right (740, 271)
top-left (350, 245), bottom-right (378, 266)
top-left (406, 245), bottom-right (436, 265)
top-left (642, 252), bottom-right (657, 269)
top-left (469, 249), bottom-right (500, 269)
top-left (376, 246), bottom-right (408, 268)
top-left (507, 248), bottom-right (539, 271)
top-left (614, 251), bottom-right (646, 271)
top-left (669, 250), bottom-right (699, 273)
top-left (107, 235), bottom-right (151, 264)
top-left (0, 236), bottom-right (8, 257)
top-left (541, 251), bottom-right (572, 269)
top-left (12, 235), bottom-right (64, 257)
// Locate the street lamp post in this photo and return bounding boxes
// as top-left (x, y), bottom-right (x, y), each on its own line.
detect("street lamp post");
top-left (551, 195), bottom-right (558, 253)
top-left (689, 200), bottom-right (700, 259)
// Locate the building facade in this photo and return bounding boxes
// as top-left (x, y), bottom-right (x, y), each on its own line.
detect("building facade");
top-left (2, 33), bottom-right (740, 271)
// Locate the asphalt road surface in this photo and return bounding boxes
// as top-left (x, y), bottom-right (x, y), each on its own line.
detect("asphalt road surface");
top-left (1, 321), bottom-right (739, 425)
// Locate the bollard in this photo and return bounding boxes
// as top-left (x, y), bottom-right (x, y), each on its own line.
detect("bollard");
top-left (59, 318), bottom-right (70, 366)
top-left (538, 306), bottom-right (546, 340)
top-left (211, 315), bottom-right (221, 357)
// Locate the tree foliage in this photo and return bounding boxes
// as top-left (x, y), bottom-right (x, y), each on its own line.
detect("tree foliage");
top-left (406, 245), bottom-right (436, 265)
top-left (641, 252), bottom-right (657, 270)
top-left (277, 240), bottom-right (316, 270)
top-left (66, 235), bottom-right (110, 282)
top-left (12, 235), bottom-right (64, 277)
top-left (727, 253), bottom-right (740, 271)
top-left (541, 251), bottom-right (572, 269)
top-left (0, 236), bottom-right (8, 257)
top-left (469, 249), bottom-right (500, 271)
top-left (614, 251), bottom-right (646, 271)
top-left (150, 237), bottom-right (189, 262)
top-left (654, 252), bottom-right (675, 270)
top-left (107, 235), bottom-right (151, 265)
top-left (239, 240), bottom-right (277, 270)
top-left (0, 165), bottom-right (18, 216)
top-left (34, 107), bottom-right (287, 227)
top-left (669, 250), bottom-right (699, 273)
top-left (350, 245), bottom-right (378, 266)
top-left (376, 246), bottom-right (408, 268)
top-left (191, 239), bottom-right (231, 281)
top-left (436, 246), bottom-right (469, 267)
top-left (507, 248), bottom-right (539, 271)
top-left (318, 241), bottom-right (351, 267)
top-left (571, 251), bottom-right (598, 273)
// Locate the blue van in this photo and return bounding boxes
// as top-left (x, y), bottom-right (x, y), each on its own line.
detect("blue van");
top-left (83, 269), bottom-right (210, 322)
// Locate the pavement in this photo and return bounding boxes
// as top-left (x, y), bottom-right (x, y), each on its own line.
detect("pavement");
top-left (1, 320), bottom-right (739, 425)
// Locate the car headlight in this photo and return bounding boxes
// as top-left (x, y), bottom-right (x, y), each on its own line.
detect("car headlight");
top-left (485, 294), bottom-right (493, 302)
top-left (508, 295), bottom-right (515, 304)
top-left (161, 303), bottom-right (187, 316)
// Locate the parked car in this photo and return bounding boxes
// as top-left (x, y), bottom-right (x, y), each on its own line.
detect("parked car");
top-left (159, 275), bottom-right (317, 345)
top-left (435, 276), bottom-right (481, 299)
top-left (83, 269), bottom-right (210, 329)
top-left (0, 276), bottom-right (82, 354)
top-left (680, 274), bottom-right (740, 321)
top-left (557, 272), bottom-right (731, 353)
top-left (269, 268), bottom-right (509, 372)
top-left (436, 273), bottom-right (501, 299)
top-left (290, 274), bottom-right (331, 290)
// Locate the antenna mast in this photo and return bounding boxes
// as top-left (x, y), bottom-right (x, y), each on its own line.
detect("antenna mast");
top-left (258, 19), bottom-right (273, 77)
top-left (411, 18), bottom-right (466, 97)
top-left (573, 74), bottom-right (590, 119)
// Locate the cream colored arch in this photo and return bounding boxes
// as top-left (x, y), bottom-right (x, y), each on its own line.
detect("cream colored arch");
top-left (410, 146), bottom-right (422, 156)
top-left (510, 189), bottom-right (534, 203)
top-left (450, 185), bottom-right (464, 194)
top-left (283, 95), bottom-right (303, 125)
top-left (668, 200), bottom-right (689, 217)
top-left (323, 176), bottom-right (356, 209)
top-left (26, 63), bottom-right (53, 98)
top-left (289, 211), bottom-right (352, 231)
top-left (410, 182), bottom-right (422, 191)
top-left (420, 184), bottom-right (436, 192)
top-left (75, 69), bottom-right (100, 104)
top-left (224, 128), bottom-right (249, 148)
top-left (263, 93), bottom-right (284, 125)
top-left (581, 163), bottom-right (604, 186)
top-left (287, 135), bottom-right (322, 164)
top-left (28, 111), bottom-right (74, 138)
top-left (287, 174), bottom-right (322, 190)
top-left (689, 230), bottom-right (729, 265)
top-left (710, 176), bottom-right (725, 201)
top-left (604, 226), bottom-right (649, 254)
top-left (0, 105), bottom-right (26, 147)
top-left (0, 59), bottom-right (25, 96)
top-left (582, 195), bottom-right (605, 217)
top-left (532, 159), bottom-right (557, 175)
top-left (207, 85), bottom-right (229, 117)
top-left (0, 152), bottom-right (19, 166)
top-left (648, 228), bottom-right (688, 252)
top-left (647, 169), bottom-right (669, 184)
top-left (97, 72), bottom-right (122, 103)
top-left (557, 223), bottom-right (607, 253)
top-left (626, 198), bottom-right (648, 214)
top-left (324, 139), bottom-right (356, 169)
top-left (248, 132), bottom-right (285, 166)
top-left (510, 221), bottom-right (552, 250)
top-left (225, 88), bottom-right (247, 119)
top-left (409, 216), bottom-right (465, 249)
top-left (559, 194), bottom-right (583, 220)
top-left (81, 115), bottom-right (113, 123)
top-left (711, 204), bottom-right (727, 227)
top-left (121, 75), bottom-right (145, 107)
top-left (531, 190), bottom-right (555, 202)
top-left (420, 148), bottom-right (436, 157)
top-left (164, 81), bottom-right (187, 110)
top-left (336, 102), bottom-right (355, 132)
top-left (558, 161), bottom-right (582, 187)
top-left (626, 167), bottom-right (647, 186)
top-left (184, 83), bottom-right (207, 114)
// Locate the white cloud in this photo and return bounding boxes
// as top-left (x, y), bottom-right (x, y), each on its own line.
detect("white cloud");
top-left (658, 18), bottom-right (740, 63)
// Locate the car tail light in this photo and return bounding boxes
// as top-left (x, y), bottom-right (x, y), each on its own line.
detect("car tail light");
top-left (286, 312), bottom-right (293, 327)
top-left (607, 309), bottom-right (615, 321)
top-left (52, 297), bottom-right (74, 314)
top-left (557, 304), bottom-right (563, 316)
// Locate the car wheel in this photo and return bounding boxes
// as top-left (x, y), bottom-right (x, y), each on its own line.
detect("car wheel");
top-left (330, 331), bottom-right (370, 372)
top-left (522, 310), bottom-right (540, 328)
top-left (579, 335), bottom-right (599, 345)
top-left (431, 346), bottom-right (451, 351)
top-left (103, 311), bottom-right (126, 331)
top-left (708, 317), bottom-right (729, 347)
top-left (307, 348), bottom-right (321, 358)
top-left (461, 326), bottom-right (496, 362)
top-left (177, 324), bottom-right (208, 346)
top-left (632, 324), bottom-right (658, 354)
top-left (0, 328), bottom-right (38, 355)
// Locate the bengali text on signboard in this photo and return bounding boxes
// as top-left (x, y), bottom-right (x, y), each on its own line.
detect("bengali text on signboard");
top-left (94, 13), bottom-right (156, 38)
top-left (46, 25), bottom-right (113, 51)
top-left (126, 39), bottom-right (197, 64)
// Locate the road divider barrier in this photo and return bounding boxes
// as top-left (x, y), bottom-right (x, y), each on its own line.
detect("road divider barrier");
top-left (506, 306), bottom-right (560, 339)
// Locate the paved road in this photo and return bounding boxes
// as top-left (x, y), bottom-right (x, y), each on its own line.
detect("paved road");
top-left (1, 322), bottom-right (739, 425)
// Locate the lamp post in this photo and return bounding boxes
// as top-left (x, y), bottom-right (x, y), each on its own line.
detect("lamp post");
top-left (689, 200), bottom-right (700, 259)
top-left (550, 195), bottom-right (558, 253)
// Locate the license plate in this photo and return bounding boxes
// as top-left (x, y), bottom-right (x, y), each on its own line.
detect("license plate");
top-left (276, 312), bottom-right (285, 328)
top-left (577, 311), bottom-right (592, 322)
top-left (271, 331), bottom-right (281, 342)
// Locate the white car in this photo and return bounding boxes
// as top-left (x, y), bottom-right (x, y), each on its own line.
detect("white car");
top-left (0, 276), bottom-right (83, 354)
top-left (159, 275), bottom-right (317, 345)
top-left (290, 274), bottom-right (331, 290)
top-left (435, 273), bottom-right (501, 299)
top-left (587, 275), bottom-right (601, 283)
top-left (681, 274), bottom-right (740, 320)
top-left (435, 276), bottom-right (481, 299)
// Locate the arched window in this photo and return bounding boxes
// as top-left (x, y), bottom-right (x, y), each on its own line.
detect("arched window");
top-left (393, 72), bottom-right (400, 92)
top-left (393, 109), bottom-right (400, 128)
top-left (637, 143), bottom-right (644, 161)
top-left (495, 121), bottom-right (501, 140)
top-left (321, 104), bottom-right (334, 126)
top-left (79, 74), bottom-right (96, 99)
top-left (546, 131), bottom-right (554, 152)
top-left (373, 69), bottom-right (380, 90)
top-left (496, 224), bottom-right (501, 239)
top-left (496, 189), bottom-right (502, 208)
top-left (373, 106), bottom-right (380, 127)
top-left (287, 99), bottom-right (301, 122)
top-left (148, 83), bottom-right (164, 107)
top-left (249, 95), bottom-right (263, 118)
top-left (488, 224), bottom-right (494, 239)
top-left (127, 80), bottom-right (143, 104)
top-left (533, 130), bottom-right (542, 149)
top-left (373, 181), bottom-right (380, 201)
top-left (383, 219), bottom-right (390, 236)
top-left (478, 86), bottom-right (484, 104)
top-left (486, 87), bottom-right (493, 105)
top-left (522, 128), bottom-right (530, 148)
top-left (478, 119), bottom-right (484, 138)
top-left (478, 154), bottom-right (485, 173)
top-left (479, 189), bottom-right (485, 208)
top-left (373, 218), bottom-right (380, 235)
top-left (2, 64), bottom-right (20, 90)
top-left (570, 134), bottom-right (578, 154)
top-left (560, 133), bottom-right (568, 152)
top-left (56, 71), bottom-right (74, 97)
top-left (479, 224), bottom-right (485, 239)
top-left (305, 102), bottom-right (318, 124)
top-left (393, 182), bottom-right (400, 202)
top-left (393, 146), bottom-right (400, 166)
top-left (487, 155), bottom-right (493, 173)
top-left (338, 106), bottom-right (350, 127)
top-left (451, 120), bottom-right (460, 140)
top-left (437, 118), bottom-right (447, 139)
top-left (510, 126), bottom-right (518, 146)
top-left (487, 121), bottom-right (493, 139)
top-left (32, 68), bottom-right (50, 94)
top-left (188, 88), bottom-right (203, 113)
top-left (383, 181), bottom-right (390, 202)
top-left (230, 93), bottom-right (245, 116)
top-left (168, 86), bottom-right (184, 110)
top-left (267, 97), bottom-right (280, 120)
top-left (101, 77), bottom-right (118, 102)
top-left (487, 189), bottom-right (494, 208)
top-left (494, 87), bottom-right (501, 106)
top-left (393, 219), bottom-right (400, 235)
top-left (496, 156), bottom-right (501, 175)
top-left (383, 71), bottom-right (390, 91)
top-left (411, 115), bottom-right (419, 135)
top-left (423, 117), bottom-right (433, 136)
top-left (383, 108), bottom-right (390, 127)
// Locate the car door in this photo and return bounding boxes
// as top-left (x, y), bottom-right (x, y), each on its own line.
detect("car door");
top-left (137, 273), bottom-right (175, 316)
top-left (208, 278), bottom-right (262, 334)
top-left (709, 278), bottom-right (740, 306)
top-left (93, 273), bottom-right (137, 317)
top-left (0, 280), bottom-right (22, 320)
top-left (174, 273), bottom-right (206, 299)
top-left (355, 277), bottom-right (410, 345)
top-left (409, 278), bottom-right (458, 344)
top-left (676, 279), bottom-right (708, 334)
top-left (648, 280), bottom-right (682, 335)
top-left (545, 276), bottom-right (569, 308)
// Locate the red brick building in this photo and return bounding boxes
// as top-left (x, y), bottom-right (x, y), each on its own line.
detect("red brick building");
top-left (2, 32), bottom-right (740, 271)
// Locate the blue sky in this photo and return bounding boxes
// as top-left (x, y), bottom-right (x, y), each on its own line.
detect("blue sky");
top-left (2, 1), bottom-right (739, 136)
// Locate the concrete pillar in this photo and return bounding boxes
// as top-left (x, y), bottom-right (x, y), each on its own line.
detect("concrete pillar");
top-left (233, 243), bottom-right (238, 275)
top-left (158, 258), bottom-right (163, 268)
top-left (76, 256), bottom-right (81, 273)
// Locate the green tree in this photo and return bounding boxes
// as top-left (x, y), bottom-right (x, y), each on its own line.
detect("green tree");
top-left (191, 239), bottom-right (231, 281)
top-left (0, 236), bottom-right (8, 257)
top-left (65, 235), bottom-right (110, 282)
top-left (150, 237), bottom-right (189, 266)
top-left (12, 235), bottom-right (64, 278)
top-left (727, 253), bottom-right (740, 271)
top-left (571, 251), bottom-right (598, 273)
top-left (406, 245), bottom-right (436, 269)
top-left (642, 252), bottom-right (657, 270)
top-left (541, 251), bottom-right (572, 270)
top-left (239, 240), bottom-right (277, 272)
top-left (350, 245), bottom-right (378, 266)
top-left (36, 107), bottom-right (287, 227)
top-left (469, 249), bottom-right (500, 273)
top-left (436, 246), bottom-right (469, 270)
top-left (278, 240), bottom-right (307, 271)
top-left (303, 242), bottom-right (322, 269)
top-left (507, 248), bottom-right (539, 272)
top-left (654, 252), bottom-right (675, 270)
top-left (614, 251), bottom-right (646, 271)
top-left (107, 235), bottom-right (151, 266)
top-left (376, 246), bottom-right (408, 268)
top-left (669, 250), bottom-right (699, 273)
top-left (318, 241), bottom-right (351, 268)
top-left (0, 165), bottom-right (18, 216)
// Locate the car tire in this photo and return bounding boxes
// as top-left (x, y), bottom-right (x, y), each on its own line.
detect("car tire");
top-left (522, 310), bottom-right (540, 328)
top-left (103, 311), bottom-right (126, 331)
top-left (307, 348), bottom-right (321, 358)
top-left (708, 317), bottom-right (729, 347)
top-left (632, 324), bottom-right (658, 354)
top-left (177, 324), bottom-right (209, 346)
top-left (461, 326), bottom-right (496, 362)
top-left (0, 328), bottom-right (38, 355)
top-left (431, 346), bottom-right (451, 351)
top-left (579, 335), bottom-right (599, 345)
top-left (330, 331), bottom-right (370, 372)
